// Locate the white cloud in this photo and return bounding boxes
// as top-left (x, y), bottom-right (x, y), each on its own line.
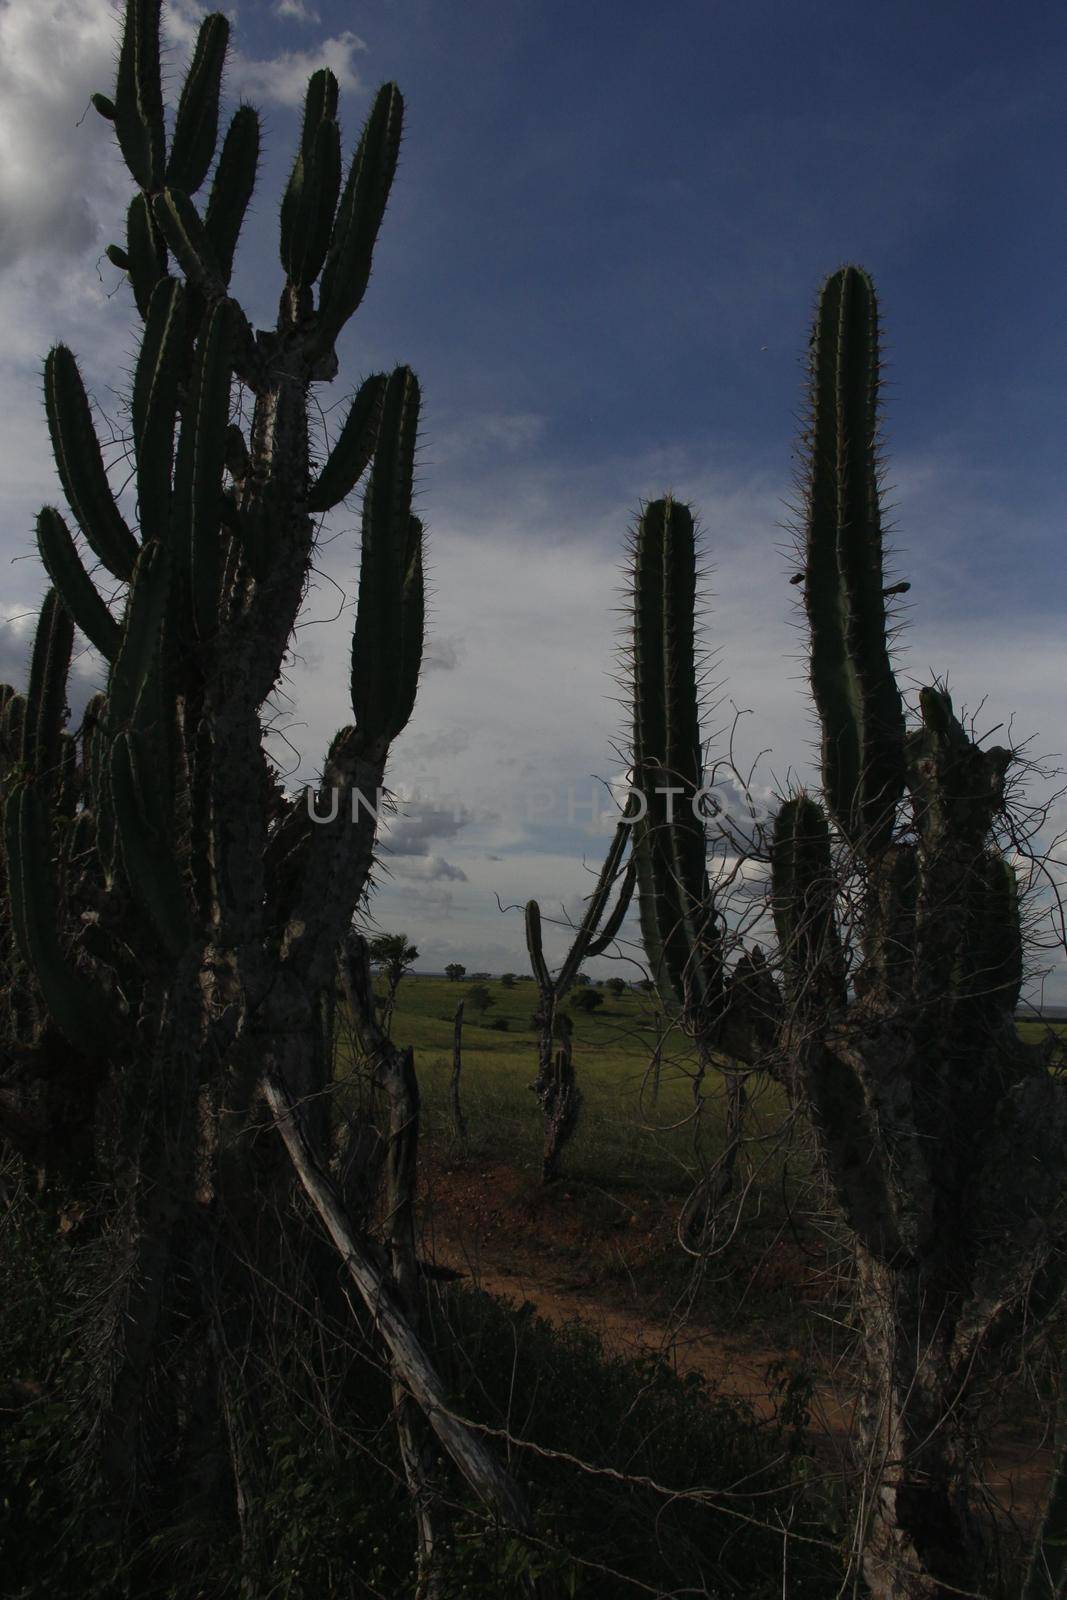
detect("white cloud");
top-left (390, 856), bottom-right (469, 884)
top-left (160, 2), bottom-right (364, 108)
top-left (0, 0), bottom-right (125, 269)
top-left (433, 411), bottom-right (548, 463)
top-left (273, 0), bottom-right (320, 21)
top-left (230, 30), bottom-right (366, 107)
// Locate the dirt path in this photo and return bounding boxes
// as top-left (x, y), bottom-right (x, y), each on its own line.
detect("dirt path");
top-left (452, 1250), bottom-right (850, 1427)
top-left (426, 1161), bottom-right (1053, 1526)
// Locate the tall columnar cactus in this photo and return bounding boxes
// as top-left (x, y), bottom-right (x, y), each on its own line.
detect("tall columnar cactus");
top-left (628, 497), bottom-right (782, 1244)
top-left (770, 265), bottom-right (1067, 1600)
top-left (0, 4), bottom-right (539, 1585)
top-left (803, 266), bottom-right (905, 855)
top-left (630, 497), bottom-right (723, 1025)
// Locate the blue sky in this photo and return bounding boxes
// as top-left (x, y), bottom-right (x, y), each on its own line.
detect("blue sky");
top-left (1, 0), bottom-right (1065, 993)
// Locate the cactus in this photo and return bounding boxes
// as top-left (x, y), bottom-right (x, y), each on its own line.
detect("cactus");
top-left (770, 795), bottom-right (845, 1017)
top-left (44, 343), bottom-right (139, 580)
top-left (626, 496), bottom-right (782, 1243)
top-left (768, 266), bottom-right (1067, 1597)
top-left (0, 6), bottom-right (540, 1585)
top-left (801, 265), bottom-right (905, 855)
top-left (307, 372), bottom-right (386, 513)
top-left (165, 13), bottom-right (227, 195)
top-left (629, 497), bottom-right (723, 1026)
top-left (524, 812), bottom-right (636, 1180)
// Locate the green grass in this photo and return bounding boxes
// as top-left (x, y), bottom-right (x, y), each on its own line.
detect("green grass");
top-left (342, 975), bottom-right (792, 1197)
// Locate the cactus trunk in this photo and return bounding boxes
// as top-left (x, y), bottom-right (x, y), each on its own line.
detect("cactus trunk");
top-left (770, 266), bottom-right (1067, 1599)
top-left (0, 8), bottom-right (541, 1588)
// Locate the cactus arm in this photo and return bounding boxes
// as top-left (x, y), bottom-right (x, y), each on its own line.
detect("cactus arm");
top-left (350, 367), bottom-right (423, 745)
top-left (165, 14), bottom-right (229, 196)
top-left (132, 278), bottom-right (186, 543)
top-left (44, 345), bottom-right (139, 581)
top-left (279, 69), bottom-right (332, 267)
top-left (173, 298), bottom-right (237, 640)
top-left (125, 192), bottom-right (168, 319)
top-left (803, 267), bottom-right (904, 853)
top-left (307, 373), bottom-right (386, 513)
top-left (279, 730), bottom-right (384, 985)
top-left (392, 522), bottom-right (425, 740)
top-left (108, 542), bottom-right (170, 731)
top-left (203, 105), bottom-right (260, 290)
top-left (4, 781), bottom-right (113, 1043)
top-left (21, 589), bottom-right (74, 788)
top-left (770, 794), bottom-right (846, 1014)
top-left (153, 189), bottom-right (227, 302)
top-left (281, 70), bottom-right (343, 289)
top-left (36, 508), bottom-right (121, 662)
top-left (525, 900), bottom-right (553, 991)
top-left (112, 0), bottom-right (165, 192)
top-left (631, 497), bottom-right (721, 1014)
top-left (584, 851), bottom-right (637, 959)
top-left (314, 84), bottom-right (404, 354)
top-left (277, 379), bottom-right (422, 977)
top-left (557, 814), bottom-right (633, 991)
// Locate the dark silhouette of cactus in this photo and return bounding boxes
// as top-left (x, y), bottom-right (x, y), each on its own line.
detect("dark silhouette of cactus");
top-left (770, 265), bottom-right (1067, 1600)
top-left (630, 497), bottom-right (723, 1023)
top-left (525, 817), bottom-right (635, 1180)
top-left (0, 4), bottom-right (541, 1587)
top-left (628, 497), bottom-right (779, 1242)
top-left (802, 267), bottom-right (905, 854)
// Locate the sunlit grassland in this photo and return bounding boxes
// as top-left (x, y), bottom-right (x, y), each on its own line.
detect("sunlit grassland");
top-left (339, 975), bottom-right (795, 1197)
top-left (338, 983), bottom-right (1067, 1202)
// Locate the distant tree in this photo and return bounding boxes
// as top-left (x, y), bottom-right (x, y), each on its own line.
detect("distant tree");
top-left (500, 972), bottom-right (517, 988)
top-left (444, 962), bottom-right (467, 983)
top-left (466, 984), bottom-right (494, 1016)
top-left (570, 988), bottom-right (604, 1015)
top-left (367, 932), bottom-right (419, 1036)
top-left (638, 979), bottom-right (655, 992)
top-left (606, 977), bottom-right (627, 997)
top-left (469, 971), bottom-right (492, 982)
top-left (574, 972), bottom-right (592, 986)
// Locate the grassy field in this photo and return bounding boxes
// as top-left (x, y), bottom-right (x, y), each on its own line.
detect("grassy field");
top-left (344, 974), bottom-right (794, 1198)
top-left (341, 978), bottom-right (1067, 1228)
